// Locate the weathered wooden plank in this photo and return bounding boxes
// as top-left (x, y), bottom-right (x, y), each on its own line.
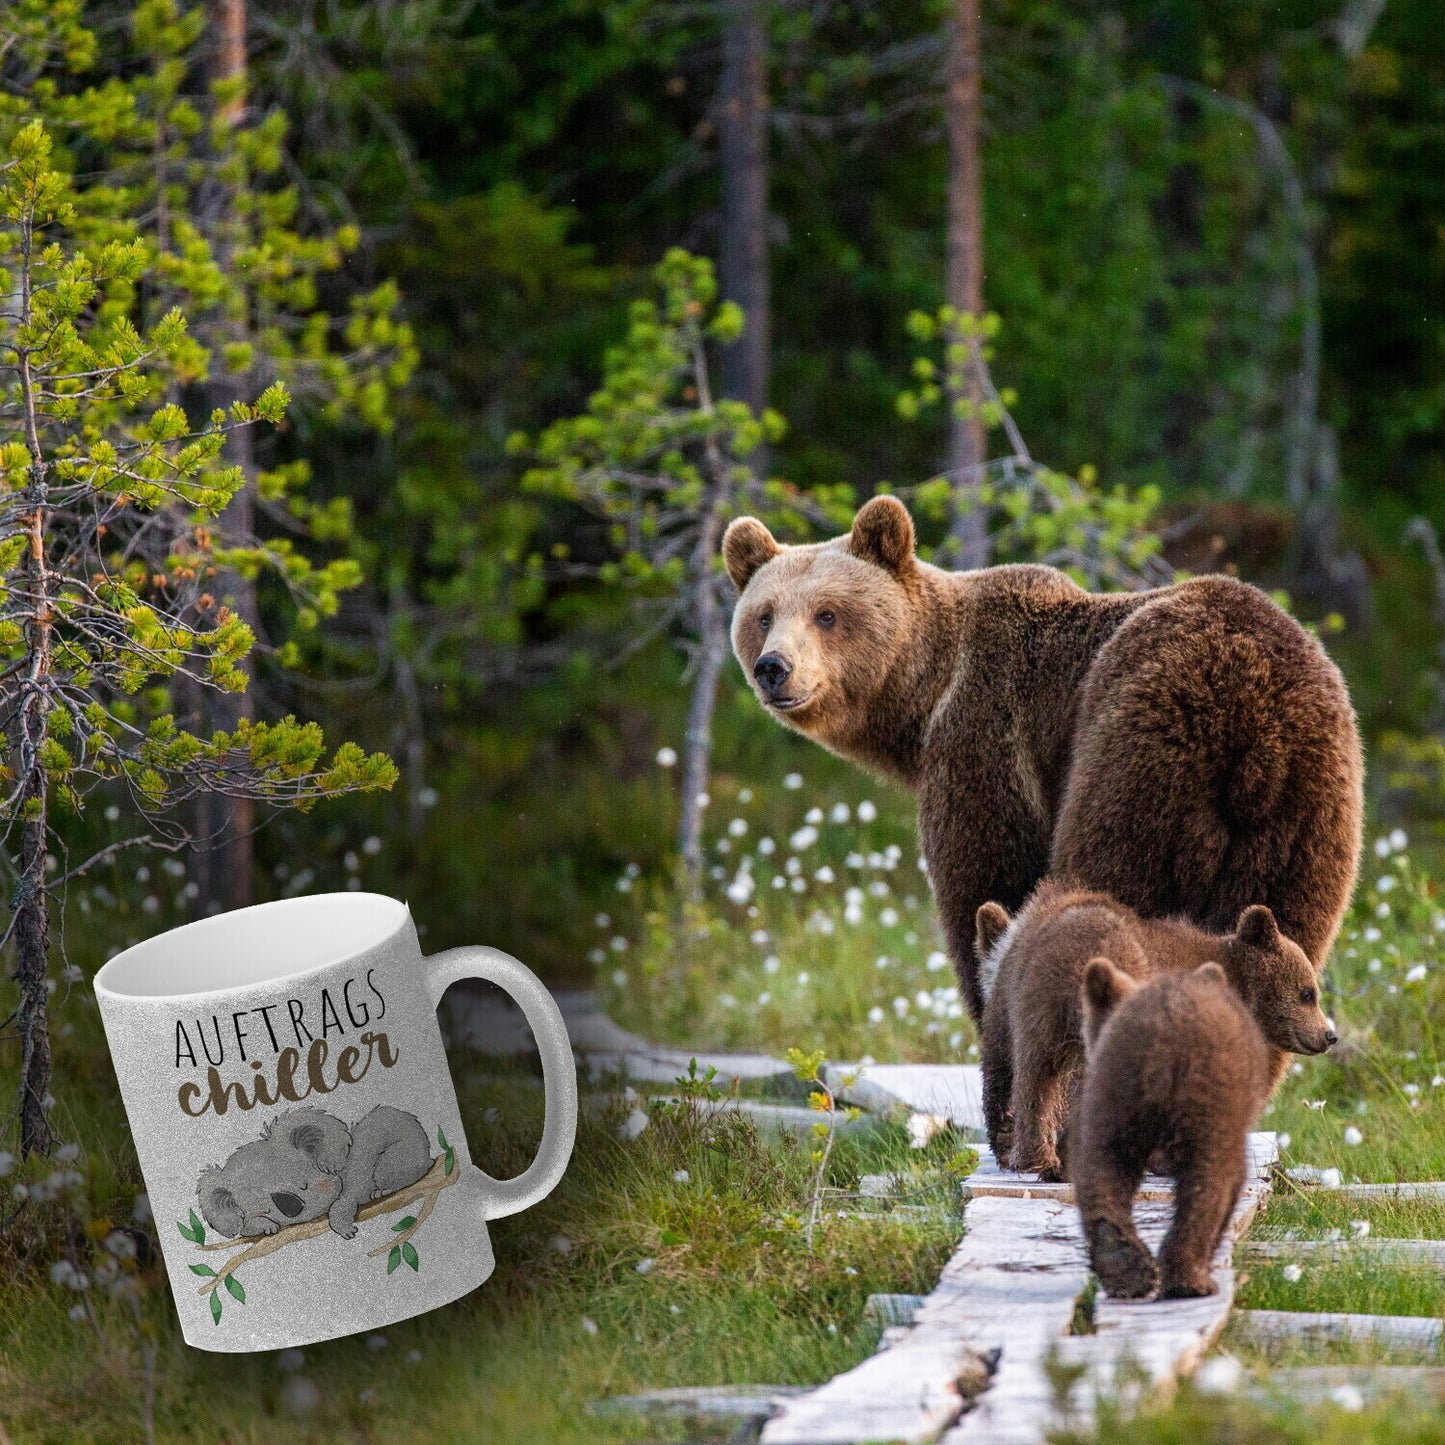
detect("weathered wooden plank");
top-left (1256, 1366), bottom-right (1445, 1406)
top-left (1233, 1309), bottom-right (1444, 1350)
top-left (960, 1146), bottom-right (1175, 1204)
top-left (1242, 1238), bottom-right (1445, 1268)
top-left (1283, 1167), bottom-right (1445, 1201)
top-left (826, 1063), bottom-right (986, 1136)
top-left (942, 1133), bottom-right (1276, 1445)
top-left (761, 1195), bottom-right (1077, 1445)
top-left (589, 1383), bottom-right (808, 1429)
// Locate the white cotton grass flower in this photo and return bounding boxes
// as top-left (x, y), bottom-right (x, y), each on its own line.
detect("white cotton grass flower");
top-left (673, 1169), bottom-right (690, 1183)
top-left (656, 747), bottom-right (678, 767)
top-left (1343, 1125), bottom-right (1364, 1146)
top-left (867, 1006), bottom-right (885, 1025)
top-left (927, 951), bottom-right (949, 972)
top-left (0, 1152), bottom-right (14, 1179)
top-left (581, 1316), bottom-right (600, 1336)
top-left (1377, 874), bottom-right (1398, 893)
top-left (1329, 1384), bottom-right (1365, 1413)
top-left (830, 803), bottom-right (851, 824)
top-left (790, 826), bottom-right (819, 851)
top-left (611, 969), bottom-right (628, 988)
top-left (751, 929), bottom-right (771, 945)
top-left (857, 800), bottom-right (877, 822)
top-left (729, 817), bottom-right (748, 837)
top-left (764, 956), bottom-right (780, 975)
top-left (1350, 1219), bottom-right (1370, 1240)
top-left (1276, 1133), bottom-right (1291, 1150)
top-left (616, 1108), bottom-right (650, 1141)
top-left (806, 807), bottom-right (824, 824)
top-left (880, 908), bottom-right (900, 928)
top-left (1194, 1355), bottom-right (1245, 1396)
top-left (1391, 827), bottom-right (1409, 851)
top-left (907, 1112), bottom-right (949, 1149)
top-left (876, 955), bottom-right (891, 970)
top-left (815, 865), bottom-right (835, 884)
top-left (797, 971), bottom-right (810, 985)
top-left (757, 991), bottom-right (772, 1006)
top-left (549, 1235), bottom-right (573, 1256)
top-left (1281, 1263), bottom-right (1303, 1283)
top-left (783, 772), bottom-right (804, 790)
top-left (1407, 964), bottom-right (1428, 983)
top-left (635, 1258), bottom-right (656, 1275)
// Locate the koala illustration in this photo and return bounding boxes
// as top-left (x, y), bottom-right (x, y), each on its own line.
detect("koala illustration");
top-left (197, 1105), bottom-right (432, 1241)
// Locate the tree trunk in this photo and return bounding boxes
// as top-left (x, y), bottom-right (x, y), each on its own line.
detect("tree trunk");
top-left (192, 418), bottom-right (256, 914)
top-left (678, 587), bottom-right (729, 885)
top-left (12, 220), bottom-right (57, 1157)
top-left (944, 0), bottom-right (989, 570)
top-left (13, 810), bottom-right (53, 1158)
top-left (194, 0), bottom-right (256, 913)
top-left (717, 0), bottom-right (770, 473)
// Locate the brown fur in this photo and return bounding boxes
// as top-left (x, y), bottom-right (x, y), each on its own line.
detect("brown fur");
top-left (723, 497), bottom-right (1363, 1026)
top-left (1073, 959), bottom-right (1284, 1299)
top-left (975, 883), bottom-right (1333, 1180)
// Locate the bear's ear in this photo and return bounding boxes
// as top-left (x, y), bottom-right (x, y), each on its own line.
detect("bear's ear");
top-left (1082, 957), bottom-right (1135, 1016)
top-left (1235, 905), bottom-right (1280, 950)
top-left (197, 1170), bottom-right (244, 1238)
top-left (722, 517), bottom-right (781, 591)
top-left (848, 496), bottom-right (915, 575)
top-left (974, 902), bottom-right (1011, 963)
top-left (1195, 961), bottom-right (1229, 987)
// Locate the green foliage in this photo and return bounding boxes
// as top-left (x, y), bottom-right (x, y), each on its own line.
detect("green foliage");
top-left (0, 117), bottom-right (396, 843)
top-left (518, 248), bottom-right (851, 624)
top-left (892, 305), bottom-right (1170, 586)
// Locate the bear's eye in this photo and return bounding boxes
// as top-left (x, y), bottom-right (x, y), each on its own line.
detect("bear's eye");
top-left (758, 611), bottom-right (772, 633)
top-left (1299, 986), bottom-right (1316, 1006)
top-left (815, 609), bottom-right (836, 629)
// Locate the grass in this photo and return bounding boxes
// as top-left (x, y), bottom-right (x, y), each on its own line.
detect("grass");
top-left (0, 988), bottom-right (962, 1444)
top-left (15, 766), bottom-right (1445, 1440)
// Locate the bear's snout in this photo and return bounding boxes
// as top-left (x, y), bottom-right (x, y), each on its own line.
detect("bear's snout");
top-left (270, 1191), bottom-right (305, 1218)
top-left (753, 651), bottom-right (793, 696)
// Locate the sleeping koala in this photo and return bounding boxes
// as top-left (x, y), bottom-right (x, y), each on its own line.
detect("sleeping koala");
top-left (197, 1105), bottom-right (432, 1241)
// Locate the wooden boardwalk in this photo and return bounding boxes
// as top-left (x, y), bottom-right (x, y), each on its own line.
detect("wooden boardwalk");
top-left (762, 1134), bottom-right (1277, 1445)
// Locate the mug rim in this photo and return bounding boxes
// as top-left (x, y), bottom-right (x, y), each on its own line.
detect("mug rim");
top-left (93, 892), bottom-right (413, 1004)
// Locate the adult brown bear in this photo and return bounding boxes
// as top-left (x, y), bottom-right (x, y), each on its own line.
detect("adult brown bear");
top-left (723, 496), bottom-right (1363, 1026)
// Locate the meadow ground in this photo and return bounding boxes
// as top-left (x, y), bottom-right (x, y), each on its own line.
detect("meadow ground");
top-left (7, 752), bottom-right (1445, 1441)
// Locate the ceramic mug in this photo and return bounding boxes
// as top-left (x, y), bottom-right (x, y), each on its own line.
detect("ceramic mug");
top-left (94, 892), bottom-right (577, 1353)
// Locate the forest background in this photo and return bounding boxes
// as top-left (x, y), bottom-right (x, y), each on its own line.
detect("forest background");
top-left (4, 0), bottom-right (1445, 1015)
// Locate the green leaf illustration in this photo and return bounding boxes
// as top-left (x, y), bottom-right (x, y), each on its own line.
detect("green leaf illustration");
top-left (210, 1292), bottom-right (222, 1326)
top-left (189, 1208), bottom-right (206, 1245)
top-left (188, 1263), bottom-right (217, 1276)
top-left (444, 1147), bottom-right (455, 1176)
top-left (392, 1215), bottom-right (417, 1232)
top-left (437, 1125), bottom-right (449, 1151)
top-left (177, 1220), bottom-right (199, 1244)
top-left (224, 1275), bottom-right (246, 1304)
top-left (402, 1241), bottom-right (419, 1271)
top-left (387, 1244), bottom-right (401, 1274)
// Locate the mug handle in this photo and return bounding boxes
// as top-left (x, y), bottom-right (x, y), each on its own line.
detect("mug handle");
top-left (424, 945), bottom-right (578, 1220)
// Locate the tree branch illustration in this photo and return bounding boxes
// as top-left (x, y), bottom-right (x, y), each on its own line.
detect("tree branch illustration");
top-left (190, 1153), bottom-right (458, 1299)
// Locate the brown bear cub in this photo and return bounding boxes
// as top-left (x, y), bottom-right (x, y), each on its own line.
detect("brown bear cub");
top-left (1074, 959), bottom-right (1317, 1299)
top-left (974, 883), bottom-right (1334, 1182)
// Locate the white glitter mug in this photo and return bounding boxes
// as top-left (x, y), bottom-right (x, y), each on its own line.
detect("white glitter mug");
top-left (94, 893), bottom-right (578, 1353)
